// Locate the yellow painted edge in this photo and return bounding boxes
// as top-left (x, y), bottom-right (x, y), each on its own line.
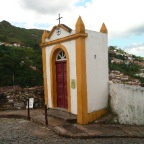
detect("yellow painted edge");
top-left (42, 30), bottom-right (49, 43)
top-left (87, 108), bottom-right (108, 123)
top-left (76, 37), bottom-right (88, 124)
top-left (75, 16), bottom-right (88, 124)
top-left (50, 49), bottom-right (57, 108)
top-left (48, 25), bottom-right (69, 39)
top-left (48, 24), bottom-right (71, 39)
top-left (58, 24), bottom-right (71, 32)
top-left (50, 44), bottom-right (71, 112)
top-left (41, 47), bottom-right (48, 107)
top-left (40, 33), bottom-right (88, 48)
top-left (48, 26), bottom-right (57, 39)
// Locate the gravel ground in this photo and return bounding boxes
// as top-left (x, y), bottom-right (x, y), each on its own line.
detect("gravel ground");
top-left (0, 118), bottom-right (144, 144)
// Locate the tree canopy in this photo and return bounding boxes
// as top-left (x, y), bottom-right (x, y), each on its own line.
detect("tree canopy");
top-left (0, 45), bottom-right (43, 87)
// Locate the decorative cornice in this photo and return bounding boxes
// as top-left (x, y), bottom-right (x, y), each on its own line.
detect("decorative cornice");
top-left (40, 33), bottom-right (88, 48)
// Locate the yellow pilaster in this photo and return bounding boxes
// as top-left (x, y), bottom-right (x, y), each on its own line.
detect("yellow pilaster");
top-left (76, 16), bottom-right (88, 124)
top-left (41, 31), bottom-right (49, 107)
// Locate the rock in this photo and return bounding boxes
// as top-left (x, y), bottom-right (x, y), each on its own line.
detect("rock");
top-left (0, 86), bottom-right (44, 110)
top-left (14, 102), bottom-right (25, 109)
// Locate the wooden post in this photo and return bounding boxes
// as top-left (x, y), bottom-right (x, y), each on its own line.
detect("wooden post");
top-left (27, 98), bottom-right (30, 120)
top-left (45, 105), bottom-right (48, 126)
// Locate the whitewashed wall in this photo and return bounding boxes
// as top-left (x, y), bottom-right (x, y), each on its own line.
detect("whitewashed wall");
top-left (110, 83), bottom-right (144, 125)
top-left (85, 30), bottom-right (109, 113)
top-left (45, 29), bottom-right (77, 114)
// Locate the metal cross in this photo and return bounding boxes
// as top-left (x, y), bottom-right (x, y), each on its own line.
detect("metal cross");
top-left (57, 13), bottom-right (63, 24)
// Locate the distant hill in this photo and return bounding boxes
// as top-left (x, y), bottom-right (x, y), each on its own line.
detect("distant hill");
top-left (0, 20), bottom-right (44, 48)
top-left (109, 46), bottom-right (144, 86)
top-left (0, 20), bottom-right (45, 87)
top-left (0, 20), bottom-right (143, 87)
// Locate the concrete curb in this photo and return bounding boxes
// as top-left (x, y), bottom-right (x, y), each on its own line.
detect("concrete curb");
top-left (51, 126), bottom-right (144, 139)
top-left (0, 113), bottom-right (144, 139)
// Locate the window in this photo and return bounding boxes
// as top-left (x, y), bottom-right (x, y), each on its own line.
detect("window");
top-left (56, 50), bottom-right (66, 61)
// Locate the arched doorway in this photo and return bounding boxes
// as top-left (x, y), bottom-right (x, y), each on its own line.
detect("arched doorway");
top-left (55, 50), bottom-right (68, 108)
top-left (50, 44), bottom-right (71, 111)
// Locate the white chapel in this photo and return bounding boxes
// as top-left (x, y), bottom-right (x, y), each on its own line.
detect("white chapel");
top-left (40, 16), bottom-right (109, 124)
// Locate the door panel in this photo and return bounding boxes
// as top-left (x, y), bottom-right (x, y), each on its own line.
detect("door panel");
top-left (56, 61), bottom-right (67, 109)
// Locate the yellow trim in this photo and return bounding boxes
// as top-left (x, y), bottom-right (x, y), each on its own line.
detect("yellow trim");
top-left (48, 26), bottom-right (57, 39)
top-left (76, 16), bottom-right (88, 124)
top-left (58, 24), bottom-right (71, 32)
top-left (41, 47), bottom-right (48, 107)
top-left (50, 44), bottom-right (71, 112)
top-left (40, 33), bottom-right (88, 48)
top-left (100, 23), bottom-right (108, 34)
top-left (48, 24), bottom-right (72, 39)
top-left (41, 16), bottom-right (108, 124)
top-left (88, 108), bottom-right (108, 123)
top-left (42, 30), bottom-right (49, 43)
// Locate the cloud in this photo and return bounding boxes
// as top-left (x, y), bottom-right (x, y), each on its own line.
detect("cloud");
top-left (0, 0), bottom-right (144, 57)
top-left (125, 43), bottom-right (144, 57)
top-left (1, 0), bottom-right (144, 33)
top-left (19, 0), bottom-right (77, 15)
top-left (127, 23), bottom-right (144, 36)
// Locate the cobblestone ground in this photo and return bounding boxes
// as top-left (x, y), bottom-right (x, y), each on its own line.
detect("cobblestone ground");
top-left (0, 118), bottom-right (144, 144)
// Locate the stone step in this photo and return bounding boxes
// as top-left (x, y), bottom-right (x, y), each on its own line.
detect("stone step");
top-left (47, 108), bottom-right (77, 123)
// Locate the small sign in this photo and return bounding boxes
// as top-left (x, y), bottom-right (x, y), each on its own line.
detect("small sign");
top-left (71, 79), bottom-right (76, 89)
top-left (26, 98), bottom-right (34, 109)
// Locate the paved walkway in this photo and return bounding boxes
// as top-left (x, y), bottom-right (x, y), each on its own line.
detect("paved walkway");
top-left (1, 118), bottom-right (144, 144)
top-left (0, 109), bottom-right (144, 139)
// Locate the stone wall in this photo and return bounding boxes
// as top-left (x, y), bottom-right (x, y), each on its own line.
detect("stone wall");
top-left (109, 83), bottom-right (144, 125)
top-left (0, 86), bottom-right (44, 110)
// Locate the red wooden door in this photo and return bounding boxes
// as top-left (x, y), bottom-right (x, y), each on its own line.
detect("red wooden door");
top-left (56, 61), bottom-right (68, 109)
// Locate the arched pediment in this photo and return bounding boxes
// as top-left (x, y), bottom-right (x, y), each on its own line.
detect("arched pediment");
top-left (48, 24), bottom-right (72, 39)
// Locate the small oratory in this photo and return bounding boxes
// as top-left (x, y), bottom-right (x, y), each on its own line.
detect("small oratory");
top-left (40, 16), bottom-right (108, 124)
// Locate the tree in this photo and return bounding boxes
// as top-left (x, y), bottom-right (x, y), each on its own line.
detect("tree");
top-left (0, 45), bottom-right (43, 87)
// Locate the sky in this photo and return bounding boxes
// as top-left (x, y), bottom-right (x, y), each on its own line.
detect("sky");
top-left (0, 0), bottom-right (144, 57)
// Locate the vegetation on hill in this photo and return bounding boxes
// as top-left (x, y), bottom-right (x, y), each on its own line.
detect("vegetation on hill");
top-left (0, 45), bottom-right (43, 87)
top-left (0, 20), bottom-right (44, 48)
top-left (0, 20), bottom-right (143, 87)
top-left (109, 46), bottom-right (144, 84)
top-left (0, 20), bottom-right (44, 87)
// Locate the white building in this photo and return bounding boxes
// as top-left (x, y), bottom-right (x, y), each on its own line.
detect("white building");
top-left (40, 16), bottom-right (109, 124)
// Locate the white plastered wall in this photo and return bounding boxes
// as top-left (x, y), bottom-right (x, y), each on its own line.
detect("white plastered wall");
top-left (45, 29), bottom-right (77, 114)
top-left (85, 30), bottom-right (109, 113)
top-left (110, 83), bottom-right (144, 125)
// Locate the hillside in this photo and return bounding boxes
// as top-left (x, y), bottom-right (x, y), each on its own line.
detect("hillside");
top-left (0, 45), bottom-right (43, 87)
top-left (0, 20), bottom-right (44, 87)
top-left (0, 20), bottom-right (143, 87)
top-left (109, 46), bottom-right (144, 86)
top-left (0, 20), bottom-right (44, 48)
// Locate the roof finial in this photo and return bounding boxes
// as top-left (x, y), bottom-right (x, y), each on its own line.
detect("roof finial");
top-left (75, 16), bottom-right (85, 33)
top-left (100, 23), bottom-right (108, 34)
